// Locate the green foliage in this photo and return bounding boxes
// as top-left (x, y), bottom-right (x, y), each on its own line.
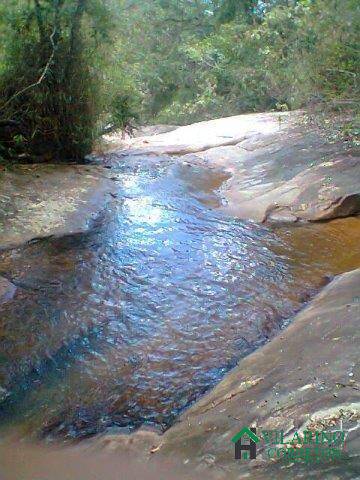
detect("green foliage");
top-left (216, 0), bottom-right (258, 24)
top-left (112, 0), bottom-right (359, 124)
top-left (0, 0), bottom-right (130, 162)
top-left (0, 0), bottom-right (358, 160)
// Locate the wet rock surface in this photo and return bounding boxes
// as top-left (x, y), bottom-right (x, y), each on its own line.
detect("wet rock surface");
top-left (0, 112), bottom-right (358, 253)
top-left (0, 111), bottom-right (359, 479)
top-left (4, 155), bottom-right (350, 439)
top-left (120, 112), bottom-right (360, 223)
top-left (0, 164), bottom-right (116, 250)
top-left (95, 268), bottom-right (360, 479)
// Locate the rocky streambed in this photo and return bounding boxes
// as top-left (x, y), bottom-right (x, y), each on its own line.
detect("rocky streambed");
top-left (0, 111), bottom-right (359, 479)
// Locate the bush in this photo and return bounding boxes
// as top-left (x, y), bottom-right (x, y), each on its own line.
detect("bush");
top-left (122, 0), bottom-right (359, 124)
top-left (0, 0), bottom-right (135, 162)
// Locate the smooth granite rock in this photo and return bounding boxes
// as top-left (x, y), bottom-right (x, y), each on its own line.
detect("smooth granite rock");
top-left (0, 164), bottom-right (116, 250)
top-left (122, 111), bottom-right (293, 155)
top-left (118, 111), bottom-right (359, 223)
top-left (94, 268), bottom-right (360, 479)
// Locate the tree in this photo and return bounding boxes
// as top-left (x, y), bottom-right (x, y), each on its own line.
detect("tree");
top-left (217, 0), bottom-right (259, 24)
top-left (0, 0), bottom-right (114, 162)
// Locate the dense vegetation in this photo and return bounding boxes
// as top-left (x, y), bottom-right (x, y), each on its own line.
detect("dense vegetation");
top-left (0, 0), bottom-right (116, 161)
top-left (0, 0), bottom-right (358, 162)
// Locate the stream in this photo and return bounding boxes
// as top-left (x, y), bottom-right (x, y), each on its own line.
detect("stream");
top-left (0, 154), bottom-right (359, 440)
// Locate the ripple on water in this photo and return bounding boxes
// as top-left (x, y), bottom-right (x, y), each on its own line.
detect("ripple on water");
top-left (0, 156), bottom-right (359, 439)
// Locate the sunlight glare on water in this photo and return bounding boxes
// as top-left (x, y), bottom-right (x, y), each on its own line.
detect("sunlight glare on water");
top-left (0, 154), bottom-right (359, 440)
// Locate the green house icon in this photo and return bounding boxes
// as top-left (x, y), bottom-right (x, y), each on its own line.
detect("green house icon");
top-left (231, 427), bottom-right (260, 460)
top-left (231, 426), bottom-right (260, 444)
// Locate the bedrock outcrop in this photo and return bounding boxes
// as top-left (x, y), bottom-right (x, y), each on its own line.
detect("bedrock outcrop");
top-left (121, 111), bottom-right (360, 223)
top-left (1, 111), bottom-right (358, 252)
top-left (0, 164), bottom-right (116, 250)
top-left (93, 268), bottom-right (360, 479)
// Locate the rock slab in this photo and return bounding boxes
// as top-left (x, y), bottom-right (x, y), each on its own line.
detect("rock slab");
top-left (0, 164), bottom-right (115, 250)
top-left (118, 111), bottom-right (360, 223)
top-left (94, 268), bottom-right (360, 479)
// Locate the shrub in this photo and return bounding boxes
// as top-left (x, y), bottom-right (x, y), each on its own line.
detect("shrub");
top-left (0, 0), bottom-right (123, 162)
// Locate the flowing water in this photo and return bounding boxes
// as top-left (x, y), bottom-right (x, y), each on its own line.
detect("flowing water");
top-left (0, 154), bottom-right (359, 440)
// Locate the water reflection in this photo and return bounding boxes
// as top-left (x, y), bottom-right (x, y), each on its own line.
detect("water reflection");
top-left (123, 197), bottom-right (165, 226)
top-left (0, 155), bottom-right (359, 440)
